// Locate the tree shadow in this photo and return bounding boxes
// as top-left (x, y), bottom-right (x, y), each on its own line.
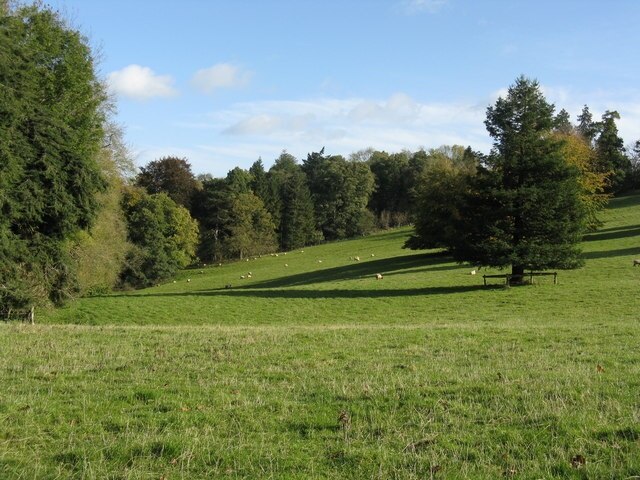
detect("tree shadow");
top-left (242, 252), bottom-right (455, 289)
top-left (582, 246), bottom-right (640, 260)
top-left (583, 226), bottom-right (640, 242)
top-left (122, 285), bottom-right (487, 300)
top-left (607, 192), bottom-right (640, 209)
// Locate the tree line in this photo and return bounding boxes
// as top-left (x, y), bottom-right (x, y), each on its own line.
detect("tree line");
top-left (3, 3), bottom-right (640, 309)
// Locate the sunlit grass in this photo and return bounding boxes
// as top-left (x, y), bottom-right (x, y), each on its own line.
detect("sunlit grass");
top-left (2, 193), bottom-right (640, 478)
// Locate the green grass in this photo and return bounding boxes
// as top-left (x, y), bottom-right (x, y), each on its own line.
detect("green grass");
top-left (2, 194), bottom-right (640, 478)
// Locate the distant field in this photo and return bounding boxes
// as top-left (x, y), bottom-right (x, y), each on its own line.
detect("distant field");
top-left (2, 194), bottom-right (640, 478)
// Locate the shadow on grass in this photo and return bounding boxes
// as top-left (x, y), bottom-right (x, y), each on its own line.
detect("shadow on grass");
top-left (582, 246), bottom-right (640, 260)
top-left (123, 285), bottom-right (487, 299)
top-left (606, 192), bottom-right (640, 209)
top-left (583, 225), bottom-right (640, 242)
top-left (243, 252), bottom-right (454, 289)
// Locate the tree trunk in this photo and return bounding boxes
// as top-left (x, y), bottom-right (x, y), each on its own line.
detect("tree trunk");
top-left (510, 265), bottom-right (525, 285)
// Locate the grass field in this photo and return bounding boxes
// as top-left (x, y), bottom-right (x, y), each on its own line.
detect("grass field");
top-left (2, 194), bottom-right (640, 479)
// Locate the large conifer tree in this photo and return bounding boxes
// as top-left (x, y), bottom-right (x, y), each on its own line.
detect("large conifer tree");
top-left (451, 76), bottom-right (586, 280)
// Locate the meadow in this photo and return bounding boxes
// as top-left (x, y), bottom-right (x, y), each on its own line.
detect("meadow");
top-left (1, 194), bottom-right (640, 479)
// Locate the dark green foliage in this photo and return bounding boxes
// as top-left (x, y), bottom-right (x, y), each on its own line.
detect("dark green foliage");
top-left (577, 105), bottom-right (598, 144)
top-left (136, 156), bottom-right (199, 209)
top-left (302, 150), bottom-right (375, 240)
top-left (404, 146), bottom-right (478, 250)
top-left (553, 108), bottom-right (573, 134)
top-left (457, 76), bottom-right (586, 275)
top-left (367, 151), bottom-right (412, 227)
top-left (268, 153), bottom-right (318, 250)
top-left (191, 178), bottom-right (233, 262)
top-left (595, 111), bottom-right (631, 193)
top-left (119, 188), bottom-right (198, 287)
top-left (0, 4), bottom-right (107, 307)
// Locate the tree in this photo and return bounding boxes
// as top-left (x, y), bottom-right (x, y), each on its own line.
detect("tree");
top-left (119, 188), bottom-right (198, 287)
top-left (190, 178), bottom-right (233, 262)
top-left (225, 193), bottom-right (277, 259)
top-left (553, 108), bottom-right (574, 134)
top-left (269, 153), bottom-right (318, 250)
top-left (555, 132), bottom-right (609, 230)
top-left (577, 105), bottom-right (598, 144)
top-left (367, 151), bottom-right (412, 227)
top-left (136, 156), bottom-right (200, 209)
top-left (1, 4), bottom-right (108, 307)
top-left (404, 146), bottom-right (478, 250)
top-left (595, 111), bottom-right (631, 193)
top-left (302, 150), bottom-right (375, 240)
top-left (451, 76), bottom-right (586, 281)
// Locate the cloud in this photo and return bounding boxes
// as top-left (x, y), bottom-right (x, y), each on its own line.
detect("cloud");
top-left (107, 65), bottom-right (177, 100)
top-left (191, 63), bottom-right (252, 94)
top-left (401, 0), bottom-right (449, 14)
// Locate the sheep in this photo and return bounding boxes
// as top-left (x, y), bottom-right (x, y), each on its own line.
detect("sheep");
top-left (187, 279), bottom-right (191, 283)
top-left (284, 264), bottom-right (289, 267)
top-left (354, 256), bottom-right (360, 261)
top-left (317, 260), bottom-right (323, 263)
top-left (371, 253), bottom-right (375, 257)
top-left (634, 259), bottom-right (640, 266)
top-left (247, 274), bottom-right (252, 278)
top-left (240, 275), bottom-right (245, 279)
top-left (470, 270), bottom-right (477, 275)
top-left (248, 272), bottom-right (252, 276)
top-left (375, 273), bottom-right (383, 280)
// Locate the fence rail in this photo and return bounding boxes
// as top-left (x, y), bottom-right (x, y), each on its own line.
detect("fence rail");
top-left (0, 306), bottom-right (35, 324)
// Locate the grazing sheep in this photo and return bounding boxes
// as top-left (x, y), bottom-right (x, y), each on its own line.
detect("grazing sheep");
top-left (248, 272), bottom-right (252, 276)
top-left (371, 253), bottom-right (375, 257)
top-left (285, 264), bottom-right (289, 267)
top-left (354, 256), bottom-right (360, 261)
top-left (173, 280), bottom-right (176, 283)
top-left (247, 274), bottom-right (252, 278)
top-left (375, 273), bottom-right (383, 280)
top-left (470, 270), bottom-right (477, 275)
top-left (634, 259), bottom-right (640, 266)
top-left (240, 275), bottom-right (245, 279)
top-left (317, 260), bottom-right (323, 263)
top-left (187, 279), bottom-right (191, 282)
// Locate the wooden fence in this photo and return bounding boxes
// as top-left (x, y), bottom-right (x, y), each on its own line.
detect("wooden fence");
top-left (0, 306), bottom-right (35, 324)
top-left (483, 272), bottom-right (558, 287)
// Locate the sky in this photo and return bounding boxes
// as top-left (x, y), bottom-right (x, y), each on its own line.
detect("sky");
top-left (48, 0), bottom-right (640, 176)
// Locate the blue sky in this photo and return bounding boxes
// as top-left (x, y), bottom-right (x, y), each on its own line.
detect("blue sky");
top-left (50, 0), bottom-right (640, 176)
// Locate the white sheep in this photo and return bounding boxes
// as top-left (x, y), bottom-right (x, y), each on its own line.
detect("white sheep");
top-left (187, 279), bottom-right (191, 282)
top-left (470, 270), bottom-right (477, 275)
top-left (371, 254), bottom-right (375, 257)
top-left (375, 273), bottom-right (383, 280)
top-left (354, 256), bottom-right (360, 261)
top-left (240, 275), bottom-right (245, 279)
top-left (284, 264), bottom-right (289, 267)
top-left (634, 259), bottom-right (640, 266)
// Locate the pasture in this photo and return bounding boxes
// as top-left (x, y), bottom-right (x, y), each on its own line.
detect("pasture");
top-left (2, 194), bottom-right (640, 479)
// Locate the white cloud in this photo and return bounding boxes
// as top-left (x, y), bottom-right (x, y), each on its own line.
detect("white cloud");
top-left (401, 0), bottom-right (448, 14)
top-left (107, 64), bottom-right (177, 100)
top-left (191, 63), bottom-right (252, 94)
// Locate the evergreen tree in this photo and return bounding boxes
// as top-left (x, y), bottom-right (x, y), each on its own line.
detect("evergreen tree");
top-left (577, 105), bottom-right (598, 144)
top-left (553, 108), bottom-right (574, 134)
top-left (302, 151), bottom-right (375, 240)
top-left (1, 4), bottom-right (107, 307)
top-left (595, 111), bottom-right (631, 193)
top-left (269, 153), bottom-right (317, 250)
top-left (452, 76), bottom-right (586, 281)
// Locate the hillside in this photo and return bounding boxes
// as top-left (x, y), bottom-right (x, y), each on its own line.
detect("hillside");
top-left (2, 194), bottom-right (640, 478)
